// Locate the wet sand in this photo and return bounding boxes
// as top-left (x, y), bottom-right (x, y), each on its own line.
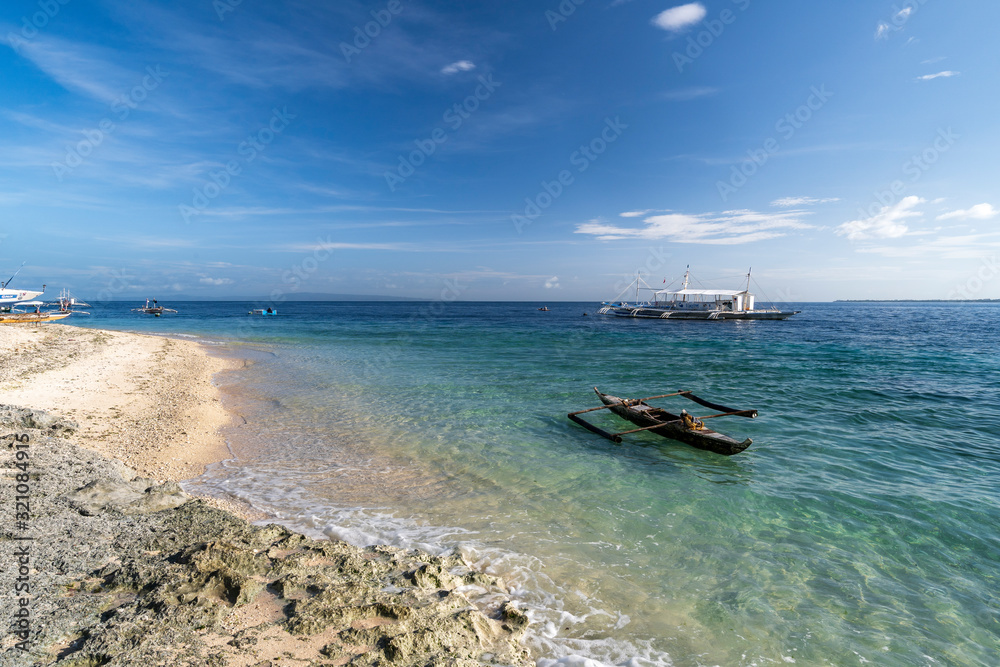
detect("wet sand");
top-left (0, 322), bottom-right (531, 666)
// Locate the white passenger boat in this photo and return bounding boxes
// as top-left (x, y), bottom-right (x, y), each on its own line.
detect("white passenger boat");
top-left (1, 264), bottom-right (45, 307)
top-left (599, 268), bottom-right (800, 321)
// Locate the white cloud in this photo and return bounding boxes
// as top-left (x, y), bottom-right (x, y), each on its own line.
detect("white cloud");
top-left (441, 60), bottom-right (476, 75)
top-left (836, 196), bottom-right (925, 240)
top-left (772, 196), bottom-right (839, 208)
top-left (620, 210), bottom-right (653, 218)
top-left (937, 203), bottom-right (998, 221)
top-left (917, 71), bottom-right (959, 81)
top-left (660, 87), bottom-right (718, 101)
top-left (545, 276), bottom-right (560, 289)
top-left (576, 209), bottom-right (813, 245)
top-left (199, 277), bottom-right (234, 285)
top-left (858, 232), bottom-right (1000, 259)
top-left (895, 7), bottom-right (913, 21)
top-left (652, 3), bottom-right (706, 33)
top-left (875, 23), bottom-right (891, 39)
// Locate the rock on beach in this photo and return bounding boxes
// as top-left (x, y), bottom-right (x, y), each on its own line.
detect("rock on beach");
top-left (1, 409), bottom-right (532, 666)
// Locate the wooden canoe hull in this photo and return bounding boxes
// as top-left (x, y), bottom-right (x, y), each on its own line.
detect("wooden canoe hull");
top-left (0, 312), bottom-right (71, 324)
top-left (597, 389), bottom-right (751, 456)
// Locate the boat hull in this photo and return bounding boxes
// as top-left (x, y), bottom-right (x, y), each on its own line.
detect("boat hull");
top-left (597, 390), bottom-right (751, 455)
top-left (607, 306), bottom-right (799, 320)
top-left (0, 312), bottom-right (71, 324)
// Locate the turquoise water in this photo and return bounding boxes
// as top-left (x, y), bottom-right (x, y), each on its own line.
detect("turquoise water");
top-left (74, 302), bottom-right (1000, 666)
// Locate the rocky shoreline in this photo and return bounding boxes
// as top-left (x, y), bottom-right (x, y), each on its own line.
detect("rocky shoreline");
top-left (1, 407), bottom-right (532, 666)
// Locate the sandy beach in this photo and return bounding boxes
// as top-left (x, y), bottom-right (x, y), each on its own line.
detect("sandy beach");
top-left (0, 323), bottom-right (236, 482)
top-left (0, 323), bottom-right (530, 666)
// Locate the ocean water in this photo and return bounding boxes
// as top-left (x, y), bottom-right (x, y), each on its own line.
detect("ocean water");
top-left (72, 301), bottom-right (1000, 666)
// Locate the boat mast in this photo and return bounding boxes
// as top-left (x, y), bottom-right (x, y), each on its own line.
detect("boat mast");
top-left (2, 262), bottom-right (25, 289)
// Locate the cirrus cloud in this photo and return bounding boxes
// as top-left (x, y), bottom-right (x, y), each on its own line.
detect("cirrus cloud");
top-left (937, 203), bottom-right (997, 221)
top-left (441, 60), bottom-right (476, 75)
top-left (772, 196), bottom-right (840, 208)
top-left (917, 71), bottom-right (959, 81)
top-left (575, 208), bottom-right (813, 244)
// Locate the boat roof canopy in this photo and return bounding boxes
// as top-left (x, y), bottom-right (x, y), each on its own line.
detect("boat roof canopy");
top-left (655, 288), bottom-right (748, 297)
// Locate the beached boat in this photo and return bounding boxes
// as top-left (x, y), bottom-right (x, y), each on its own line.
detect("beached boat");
top-left (0, 301), bottom-right (71, 324)
top-left (1, 264), bottom-right (46, 308)
top-left (568, 387), bottom-right (756, 455)
top-left (132, 299), bottom-right (177, 316)
top-left (599, 267), bottom-right (799, 320)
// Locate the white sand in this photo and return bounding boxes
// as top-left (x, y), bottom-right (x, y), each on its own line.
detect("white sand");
top-left (0, 323), bottom-right (237, 482)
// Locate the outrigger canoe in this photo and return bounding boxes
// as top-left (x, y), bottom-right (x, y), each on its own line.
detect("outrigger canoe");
top-left (0, 311), bottom-right (71, 324)
top-left (568, 387), bottom-right (756, 456)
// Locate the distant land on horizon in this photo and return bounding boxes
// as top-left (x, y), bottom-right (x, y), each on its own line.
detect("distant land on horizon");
top-left (105, 293), bottom-right (425, 302)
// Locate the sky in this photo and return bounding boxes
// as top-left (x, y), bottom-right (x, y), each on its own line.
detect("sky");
top-left (2, 0), bottom-right (999, 302)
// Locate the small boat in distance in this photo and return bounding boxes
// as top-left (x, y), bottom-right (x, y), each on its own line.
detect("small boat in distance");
top-left (132, 299), bottom-right (177, 316)
top-left (599, 267), bottom-right (799, 320)
top-left (568, 387), bottom-right (757, 455)
top-left (537, 306), bottom-right (549, 311)
top-left (249, 307), bottom-right (277, 315)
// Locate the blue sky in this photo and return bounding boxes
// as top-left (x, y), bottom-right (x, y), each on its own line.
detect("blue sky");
top-left (2, 0), bottom-right (998, 302)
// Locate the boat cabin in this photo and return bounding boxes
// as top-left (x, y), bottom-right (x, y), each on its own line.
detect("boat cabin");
top-left (652, 288), bottom-right (755, 313)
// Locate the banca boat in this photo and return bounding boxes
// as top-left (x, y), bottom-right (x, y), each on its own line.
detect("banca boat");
top-left (0, 301), bottom-right (71, 324)
top-left (132, 299), bottom-right (177, 316)
top-left (1, 264), bottom-right (46, 309)
top-left (599, 267), bottom-right (799, 320)
top-left (568, 387), bottom-right (757, 455)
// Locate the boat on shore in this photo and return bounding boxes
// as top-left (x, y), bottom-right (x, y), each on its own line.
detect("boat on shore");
top-left (599, 267), bottom-right (799, 320)
top-left (1, 264), bottom-right (46, 309)
top-left (0, 301), bottom-right (71, 324)
top-left (568, 387), bottom-right (756, 455)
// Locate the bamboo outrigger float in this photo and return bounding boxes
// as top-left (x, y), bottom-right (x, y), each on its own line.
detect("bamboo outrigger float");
top-left (568, 387), bottom-right (757, 455)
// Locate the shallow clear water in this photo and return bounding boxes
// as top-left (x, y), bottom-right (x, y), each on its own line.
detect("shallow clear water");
top-left (74, 301), bottom-right (1000, 666)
